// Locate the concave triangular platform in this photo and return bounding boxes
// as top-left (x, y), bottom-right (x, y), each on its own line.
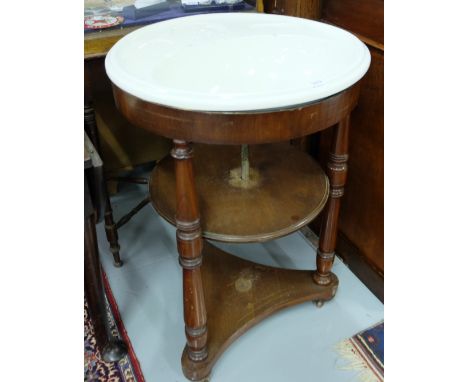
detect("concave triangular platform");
top-left (182, 242), bottom-right (338, 381)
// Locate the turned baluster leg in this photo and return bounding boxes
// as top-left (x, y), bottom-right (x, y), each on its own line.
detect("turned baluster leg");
top-left (84, 99), bottom-right (123, 267)
top-left (172, 140), bottom-right (208, 363)
top-left (313, 115), bottom-right (350, 286)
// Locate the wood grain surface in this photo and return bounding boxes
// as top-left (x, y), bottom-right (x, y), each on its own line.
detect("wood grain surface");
top-left (112, 83), bottom-right (361, 145)
top-left (322, 0), bottom-right (384, 46)
top-left (150, 143), bottom-right (329, 242)
top-left (181, 241), bottom-right (338, 380)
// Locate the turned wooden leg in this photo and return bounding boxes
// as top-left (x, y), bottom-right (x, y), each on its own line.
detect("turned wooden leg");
top-left (85, 214), bottom-right (127, 362)
top-left (313, 115), bottom-right (350, 286)
top-left (84, 99), bottom-right (123, 267)
top-left (172, 140), bottom-right (208, 367)
top-left (104, 198), bottom-right (123, 267)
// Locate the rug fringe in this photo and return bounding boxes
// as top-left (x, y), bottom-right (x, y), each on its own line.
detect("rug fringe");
top-left (334, 340), bottom-right (382, 382)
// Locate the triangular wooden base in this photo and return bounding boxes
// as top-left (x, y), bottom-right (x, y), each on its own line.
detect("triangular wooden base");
top-left (181, 242), bottom-right (339, 381)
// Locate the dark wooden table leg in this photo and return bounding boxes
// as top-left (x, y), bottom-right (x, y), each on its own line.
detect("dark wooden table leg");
top-left (172, 140), bottom-right (209, 381)
top-left (104, 198), bottom-right (123, 267)
top-left (84, 99), bottom-right (123, 267)
top-left (85, 213), bottom-right (127, 362)
top-left (313, 115), bottom-right (350, 287)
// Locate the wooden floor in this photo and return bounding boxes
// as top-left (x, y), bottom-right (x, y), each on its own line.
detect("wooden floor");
top-left (97, 182), bottom-right (383, 382)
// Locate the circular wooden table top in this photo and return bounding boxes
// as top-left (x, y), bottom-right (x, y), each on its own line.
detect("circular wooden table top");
top-left (105, 13), bottom-right (370, 144)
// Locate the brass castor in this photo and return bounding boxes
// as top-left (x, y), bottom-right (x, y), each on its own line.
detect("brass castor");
top-left (315, 300), bottom-right (324, 308)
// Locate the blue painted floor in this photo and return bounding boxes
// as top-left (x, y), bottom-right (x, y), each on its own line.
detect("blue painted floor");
top-left (97, 183), bottom-right (383, 382)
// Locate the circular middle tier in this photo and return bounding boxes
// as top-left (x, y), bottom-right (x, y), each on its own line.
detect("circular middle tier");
top-left (149, 144), bottom-right (329, 243)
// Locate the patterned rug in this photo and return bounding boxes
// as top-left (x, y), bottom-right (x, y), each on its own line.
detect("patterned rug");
top-left (335, 321), bottom-right (384, 382)
top-left (85, 271), bottom-right (145, 382)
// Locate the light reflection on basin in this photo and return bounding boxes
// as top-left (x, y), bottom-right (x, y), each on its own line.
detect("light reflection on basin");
top-left (105, 13), bottom-right (370, 112)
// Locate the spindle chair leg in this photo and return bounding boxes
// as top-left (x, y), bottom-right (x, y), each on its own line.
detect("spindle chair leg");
top-left (84, 99), bottom-right (123, 267)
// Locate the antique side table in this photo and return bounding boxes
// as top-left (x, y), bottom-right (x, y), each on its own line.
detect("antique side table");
top-left (105, 13), bottom-right (370, 381)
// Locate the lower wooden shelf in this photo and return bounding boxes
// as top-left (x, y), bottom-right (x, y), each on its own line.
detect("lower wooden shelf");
top-left (182, 242), bottom-right (338, 381)
top-left (150, 143), bottom-right (329, 242)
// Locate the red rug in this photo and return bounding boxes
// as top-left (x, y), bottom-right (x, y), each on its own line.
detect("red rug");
top-left (84, 271), bottom-right (145, 382)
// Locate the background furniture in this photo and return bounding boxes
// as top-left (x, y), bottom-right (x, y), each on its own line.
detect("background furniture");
top-left (85, 69), bottom-right (158, 266)
top-left (84, 133), bottom-right (127, 362)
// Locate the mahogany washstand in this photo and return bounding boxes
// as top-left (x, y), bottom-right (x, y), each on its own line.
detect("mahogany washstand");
top-left (105, 13), bottom-right (370, 381)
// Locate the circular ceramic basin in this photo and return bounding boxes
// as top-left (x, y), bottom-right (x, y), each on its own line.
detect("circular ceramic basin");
top-left (105, 13), bottom-right (370, 112)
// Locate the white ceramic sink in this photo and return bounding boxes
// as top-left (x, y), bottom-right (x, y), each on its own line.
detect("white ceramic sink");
top-left (105, 13), bottom-right (370, 112)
